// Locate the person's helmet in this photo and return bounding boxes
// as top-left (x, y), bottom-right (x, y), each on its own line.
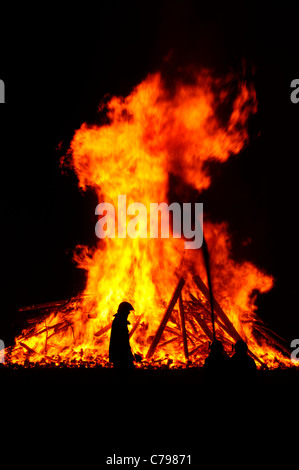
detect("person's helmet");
top-left (234, 339), bottom-right (248, 354)
top-left (210, 340), bottom-right (224, 354)
top-left (117, 301), bottom-right (134, 315)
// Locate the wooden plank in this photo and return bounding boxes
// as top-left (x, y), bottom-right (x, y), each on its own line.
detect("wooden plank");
top-left (179, 293), bottom-right (189, 360)
top-left (191, 311), bottom-right (214, 342)
top-left (93, 322), bottom-right (112, 337)
top-left (146, 277), bottom-right (185, 359)
top-left (165, 326), bottom-right (181, 336)
top-left (19, 342), bottom-right (37, 355)
top-left (129, 315), bottom-right (142, 338)
top-left (186, 315), bottom-right (199, 336)
top-left (193, 274), bottom-right (264, 367)
top-left (194, 274), bottom-right (242, 342)
top-left (159, 336), bottom-right (180, 348)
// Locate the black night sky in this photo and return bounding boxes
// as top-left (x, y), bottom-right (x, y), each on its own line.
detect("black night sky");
top-left (0, 1), bottom-right (298, 347)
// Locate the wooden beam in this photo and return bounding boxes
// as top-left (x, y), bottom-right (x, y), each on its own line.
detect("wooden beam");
top-left (194, 274), bottom-right (242, 342)
top-left (129, 315), bottom-right (142, 338)
top-left (191, 311), bottom-right (214, 342)
top-left (146, 277), bottom-right (185, 359)
top-left (179, 293), bottom-right (189, 360)
top-left (165, 326), bottom-right (181, 336)
top-left (159, 336), bottom-right (180, 348)
top-left (186, 315), bottom-right (199, 336)
top-left (19, 342), bottom-right (37, 355)
top-left (193, 274), bottom-right (265, 367)
top-left (188, 344), bottom-right (203, 357)
top-left (93, 322), bottom-right (112, 337)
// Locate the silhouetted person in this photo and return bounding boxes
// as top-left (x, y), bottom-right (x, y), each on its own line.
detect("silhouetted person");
top-left (109, 302), bottom-right (135, 369)
top-left (204, 340), bottom-right (228, 379)
top-left (230, 340), bottom-right (256, 379)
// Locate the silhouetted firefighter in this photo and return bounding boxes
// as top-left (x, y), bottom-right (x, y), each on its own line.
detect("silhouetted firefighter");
top-left (230, 340), bottom-right (257, 378)
top-left (109, 302), bottom-right (135, 369)
top-left (204, 340), bottom-right (228, 377)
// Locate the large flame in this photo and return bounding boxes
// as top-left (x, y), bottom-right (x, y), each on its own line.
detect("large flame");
top-left (6, 69), bottom-right (292, 368)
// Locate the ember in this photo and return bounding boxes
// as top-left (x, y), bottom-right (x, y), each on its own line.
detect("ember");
top-left (4, 68), bottom-right (293, 368)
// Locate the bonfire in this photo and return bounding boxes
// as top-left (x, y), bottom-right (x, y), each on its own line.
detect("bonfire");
top-left (4, 69), bottom-right (292, 369)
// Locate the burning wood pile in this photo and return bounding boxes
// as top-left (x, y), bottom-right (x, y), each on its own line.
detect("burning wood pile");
top-left (5, 272), bottom-right (290, 368)
top-left (3, 69), bottom-right (293, 368)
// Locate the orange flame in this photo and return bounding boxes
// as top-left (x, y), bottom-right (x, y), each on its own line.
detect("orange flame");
top-left (7, 69), bottom-right (293, 368)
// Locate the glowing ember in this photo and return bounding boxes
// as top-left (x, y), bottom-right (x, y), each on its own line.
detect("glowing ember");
top-left (6, 69), bottom-right (292, 368)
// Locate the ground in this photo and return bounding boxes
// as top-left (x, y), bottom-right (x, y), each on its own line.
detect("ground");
top-left (1, 366), bottom-right (298, 467)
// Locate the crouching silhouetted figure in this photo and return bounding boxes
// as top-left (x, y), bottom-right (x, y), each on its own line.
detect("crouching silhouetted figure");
top-left (230, 340), bottom-right (256, 381)
top-left (109, 302), bottom-right (135, 370)
top-left (204, 340), bottom-right (228, 381)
